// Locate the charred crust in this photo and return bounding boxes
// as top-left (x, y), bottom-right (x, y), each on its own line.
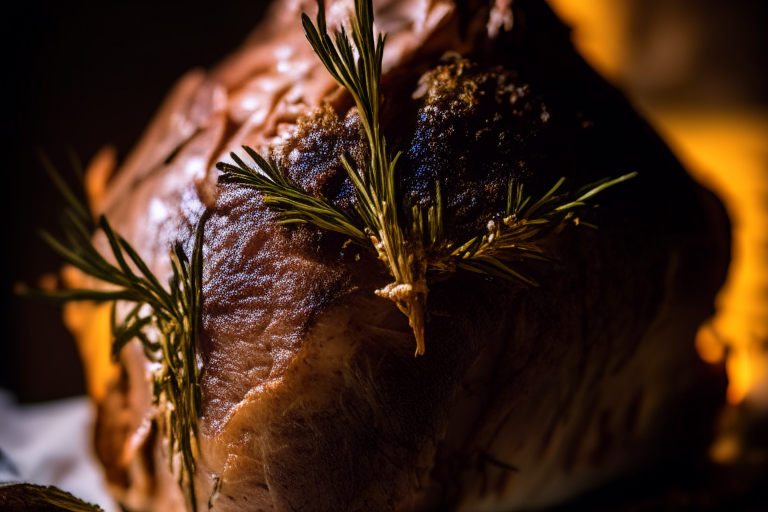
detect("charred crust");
top-left (273, 105), bottom-right (368, 212)
top-left (270, 57), bottom-right (556, 249)
top-left (400, 59), bottom-right (552, 242)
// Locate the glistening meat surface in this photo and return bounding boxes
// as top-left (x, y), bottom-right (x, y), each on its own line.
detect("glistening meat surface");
top-left (79, 1), bottom-right (730, 510)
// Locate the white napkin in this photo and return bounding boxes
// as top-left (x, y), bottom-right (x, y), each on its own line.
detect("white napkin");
top-left (0, 389), bottom-right (119, 511)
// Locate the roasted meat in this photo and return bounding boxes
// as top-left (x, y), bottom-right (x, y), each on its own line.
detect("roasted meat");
top-left (72, 0), bottom-right (729, 510)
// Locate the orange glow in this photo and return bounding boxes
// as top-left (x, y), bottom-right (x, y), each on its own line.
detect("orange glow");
top-left (548, 0), bottom-right (768, 406)
top-left (696, 324), bottom-right (725, 365)
top-left (60, 146), bottom-right (121, 403)
top-left (710, 433), bottom-right (741, 463)
top-left (84, 145), bottom-right (117, 218)
top-left (649, 111), bottom-right (768, 404)
top-left (545, 0), bottom-right (628, 81)
top-left (63, 300), bottom-right (116, 402)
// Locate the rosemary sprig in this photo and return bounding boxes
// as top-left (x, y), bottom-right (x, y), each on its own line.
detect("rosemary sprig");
top-left (218, 0), bottom-right (636, 356)
top-left (220, 0), bottom-right (429, 353)
top-left (440, 172), bottom-right (638, 285)
top-left (217, 148), bottom-right (366, 243)
top-left (301, 0), bottom-right (429, 350)
top-left (32, 156), bottom-right (205, 512)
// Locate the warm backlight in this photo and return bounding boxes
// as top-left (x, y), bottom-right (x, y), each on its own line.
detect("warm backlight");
top-left (549, 0), bottom-right (768, 408)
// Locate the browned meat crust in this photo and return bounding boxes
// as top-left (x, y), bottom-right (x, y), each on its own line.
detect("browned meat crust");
top-left (86, 1), bottom-right (729, 510)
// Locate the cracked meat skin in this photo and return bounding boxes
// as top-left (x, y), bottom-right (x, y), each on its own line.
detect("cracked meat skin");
top-left (80, 0), bottom-right (730, 510)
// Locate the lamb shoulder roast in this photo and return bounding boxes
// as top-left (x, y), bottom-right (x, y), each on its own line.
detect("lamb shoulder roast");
top-left (69, 0), bottom-right (729, 510)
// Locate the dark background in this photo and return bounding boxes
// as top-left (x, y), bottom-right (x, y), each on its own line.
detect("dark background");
top-left (3, 1), bottom-right (767, 403)
top-left (4, 2), bottom-right (271, 403)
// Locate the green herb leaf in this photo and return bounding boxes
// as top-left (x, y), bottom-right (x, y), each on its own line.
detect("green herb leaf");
top-left (27, 156), bottom-right (208, 512)
top-left (218, 0), bottom-right (637, 357)
top-left (223, 0), bottom-right (430, 354)
top-left (442, 172), bottom-right (639, 284)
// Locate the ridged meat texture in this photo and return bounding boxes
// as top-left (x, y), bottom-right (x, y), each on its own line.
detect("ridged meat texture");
top-left (85, 0), bottom-right (729, 511)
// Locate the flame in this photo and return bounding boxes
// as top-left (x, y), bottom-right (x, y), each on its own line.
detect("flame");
top-left (544, 0), bottom-right (628, 81)
top-left (549, 0), bottom-right (768, 407)
top-left (651, 111), bottom-right (768, 405)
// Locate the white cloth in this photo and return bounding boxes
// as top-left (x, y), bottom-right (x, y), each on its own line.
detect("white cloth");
top-left (0, 390), bottom-right (119, 511)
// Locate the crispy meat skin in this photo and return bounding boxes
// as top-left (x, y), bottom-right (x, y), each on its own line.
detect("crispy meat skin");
top-left (86, 1), bottom-right (729, 511)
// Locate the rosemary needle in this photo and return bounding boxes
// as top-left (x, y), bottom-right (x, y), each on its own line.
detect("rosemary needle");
top-left (33, 155), bottom-right (207, 512)
top-left (30, 2), bottom-right (638, 509)
top-left (218, 0), bottom-right (636, 356)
